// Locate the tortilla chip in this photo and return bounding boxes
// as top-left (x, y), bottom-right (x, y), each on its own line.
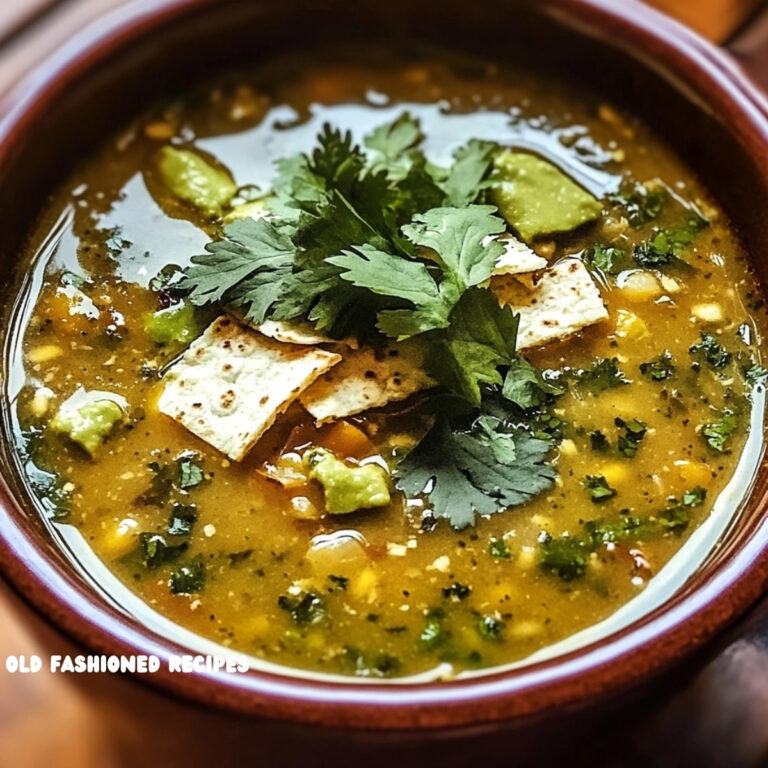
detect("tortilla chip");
top-left (158, 315), bottom-right (341, 461)
top-left (253, 319), bottom-right (359, 349)
top-left (300, 341), bottom-right (435, 423)
top-left (257, 319), bottom-right (332, 346)
top-left (493, 233), bottom-right (548, 276)
top-left (496, 258), bottom-right (608, 350)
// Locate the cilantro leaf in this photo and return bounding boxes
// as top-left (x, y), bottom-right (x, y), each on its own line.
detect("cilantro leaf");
top-left (640, 351), bottom-right (676, 381)
top-left (178, 455), bottom-right (204, 489)
top-left (583, 475), bottom-right (617, 503)
top-left (489, 537), bottom-right (511, 559)
top-left (584, 244), bottom-right (627, 275)
top-left (615, 417), bottom-right (647, 458)
top-left (689, 332), bottom-right (732, 370)
top-left (566, 357), bottom-right (630, 395)
top-left (425, 288), bottom-right (519, 406)
top-left (633, 213), bottom-right (707, 270)
top-left (401, 205), bottom-right (506, 290)
top-left (364, 112), bottom-right (422, 175)
top-left (503, 356), bottom-right (565, 410)
top-left (745, 363), bottom-right (768, 387)
top-left (395, 411), bottom-right (555, 530)
top-left (327, 244), bottom-right (455, 338)
top-left (170, 561), bottom-right (206, 594)
top-left (682, 486), bottom-right (707, 508)
top-left (539, 534), bottom-right (590, 581)
top-left (180, 217), bottom-right (295, 310)
top-left (701, 408), bottom-right (738, 452)
top-left (440, 140), bottom-right (496, 206)
top-left (278, 592), bottom-right (326, 626)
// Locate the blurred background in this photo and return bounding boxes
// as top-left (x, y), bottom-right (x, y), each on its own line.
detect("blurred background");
top-left (0, 1), bottom-right (766, 766)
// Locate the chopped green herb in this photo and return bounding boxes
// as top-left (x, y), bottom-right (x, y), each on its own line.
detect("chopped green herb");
top-left (689, 333), bottom-right (732, 370)
top-left (640, 351), bottom-right (676, 381)
top-left (489, 537), bottom-right (511, 559)
top-left (613, 183), bottom-right (667, 227)
top-left (584, 244), bottom-right (627, 275)
top-left (278, 592), bottom-right (326, 626)
top-left (476, 615), bottom-right (505, 641)
top-left (583, 475), bottom-right (617, 503)
top-left (701, 408), bottom-right (738, 452)
top-left (140, 533), bottom-right (188, 568)
top-left (167, 502), bottom-right (198, 536)
top-left (178, 455), bottom-right (204, 489)
top-left (589, 430), bottom-right (610, 452)
top-left (633, 213), bottom-right (707, 270)
top-left (539, 534), bottom-right (591, 581)
top-left (442, 582), bottom-right (472, 601)
top-left (745, 363), bottom-right (768, 387)
top-left (419, 609), bottom-right (448, 650)
top-left (682, 486), bottom-right (707, 508)
top-left (569, 357), bottom-right (630, 394)
top-left (328, 574), bottom-right (349, 591)
top-left (615, 417), bottom-right (647, 458)
top-left (169, 561), bottom-right (206, 594)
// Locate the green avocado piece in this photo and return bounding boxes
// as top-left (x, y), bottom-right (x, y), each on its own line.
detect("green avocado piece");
top-left (304, 448), bottom-right (390, 515)
top-left (50, 390), bottom-right (125, 456)
top-left (156, 146), bottom-right (236, 218)
top-left (144, 302), bottom-right (202, 345)
top-left (490, 150), bottom-right (603, 241)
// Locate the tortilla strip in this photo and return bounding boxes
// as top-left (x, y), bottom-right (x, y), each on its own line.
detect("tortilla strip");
top-left (257, 319), bottom-right (332, 346)
top-left (300, 341), bottom-right (435, 423)
top-left (158, 315), bottom-right (341, 461)
top-left (495, 258), bottom-right (609, 350)
top-left (492, 233), bottom-right (548, 276)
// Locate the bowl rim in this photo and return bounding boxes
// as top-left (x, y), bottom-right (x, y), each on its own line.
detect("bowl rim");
top-left (1, 0), bottom-right (768, 731)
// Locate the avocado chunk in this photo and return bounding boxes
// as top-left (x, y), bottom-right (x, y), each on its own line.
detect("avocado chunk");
top-left (144, 302), bottom-right (203, 345)
top-left (490, 150), bottom-right (603, 241)
top-left (49, 389), bottom-right (126, 456)
top-left (304, 448), bottom-right (390, 515)
top-left (156, 146), bottom-right (236, 218)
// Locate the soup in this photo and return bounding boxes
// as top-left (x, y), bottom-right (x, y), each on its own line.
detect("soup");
top-left (6, 47), bottom-right (766, 679)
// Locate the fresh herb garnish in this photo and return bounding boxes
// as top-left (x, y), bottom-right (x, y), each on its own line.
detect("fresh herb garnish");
top-left (701, 408), bottom-right (738, 452)
top-left (476, 615), bottom-right (505, 641)
top-left (567, 357), bottom-right (630, 395)
top-left (589, 430), bottom-right (610, 452)
top-left (489, 537), bottom-right (511, 559)
top-left (583, 475), bottom-right (617, 503)
top-left (167, 502), bottom-right (198, 536)
top-left (178, 455), bottom-right (204, 489)
top-left (395, 410), bottom-right (556, 530)
top-left (140, 533), bottom-right (188, 568)
top-left (689, 332), bottom-right (732, 370)
top-left (442, 582), bottom-right (472, 601)
top-left (640, 351), bottom-right (676, 381)
top-left (169, 560), bottom-right (206, 594)
top-left (278, 591), bottom-right (326, 626)
top-left (539, 533), bottom-right (590, 581)
top-left (419, 609), bottom-right (448, 650)
top-left (633, 213), bottom-right (707, 270)
top-left (584, 244), bottom-right (627, 275)
top-left (615, 417), bottom-right (647, 458)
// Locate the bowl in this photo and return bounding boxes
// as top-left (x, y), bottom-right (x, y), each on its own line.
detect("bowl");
top-left (1, 0), bottom-right (768, 737)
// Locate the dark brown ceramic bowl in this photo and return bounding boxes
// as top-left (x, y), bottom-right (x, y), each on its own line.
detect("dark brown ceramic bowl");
top-left (1, 0), bottom-right (768, 734)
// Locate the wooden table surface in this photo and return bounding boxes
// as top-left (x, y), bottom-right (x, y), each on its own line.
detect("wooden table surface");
top-left (0, 1), bottom-right (767, 766)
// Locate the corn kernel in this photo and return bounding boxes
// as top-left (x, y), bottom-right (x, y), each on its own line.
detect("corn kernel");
top-left (613, 309), bottom-right (648, 340)
top-left (27, 344), bottom-right (63, 363)
top-left (617, 270), bottom-right (662, 302)
top-left (692, 303), bottom-right (723, 323)
top-left (601, 462), bottom-right (630, 487)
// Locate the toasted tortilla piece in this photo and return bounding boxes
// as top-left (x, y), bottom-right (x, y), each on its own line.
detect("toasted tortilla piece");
top-left (300, 340), bottom-right (435, 423)
top-left (257, 319), bottom-right (332, 346)
top-left (492, 233), bottom-right (548, 276)
top-left (158, 315), bottom-right (341, 461)
top-left (254, 319), bottom-right (359, 349)
top-left (495, 258), bottom-right (609, 350)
